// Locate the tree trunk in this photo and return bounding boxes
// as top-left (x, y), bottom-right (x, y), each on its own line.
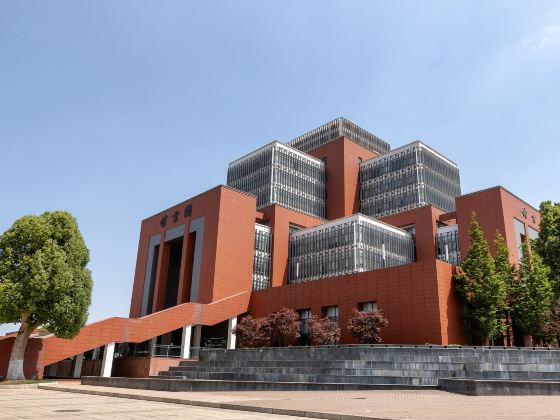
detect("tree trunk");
top-left (507, 314), bottom-right (514, 347)
top-left (7, 314), bottom-right (34, 380)
top-left (523, 334), bottom-right (533, 347)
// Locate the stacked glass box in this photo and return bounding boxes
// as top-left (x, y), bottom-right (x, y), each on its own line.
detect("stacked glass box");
top-left (435, 224), bottom-right (461, 266)
top-left (252, 224), bottom-right (272, 290)
top-left (287, 117), bottom-right (391, 155)
top-left (360, 141), bottom-right (461, 217)
top-left (288, 214), bottom-right (415, 283)
top-left (227, 142), bottom-right (326, 218)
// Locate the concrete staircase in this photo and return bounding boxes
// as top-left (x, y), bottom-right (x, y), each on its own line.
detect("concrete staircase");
top-left (83, 345), bottom-right (560, 394)
top-left (165, 346), bottom-right (560, 385)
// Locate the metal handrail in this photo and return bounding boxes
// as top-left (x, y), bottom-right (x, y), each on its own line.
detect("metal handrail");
top-left (151, 344), bottom-right (182, 358)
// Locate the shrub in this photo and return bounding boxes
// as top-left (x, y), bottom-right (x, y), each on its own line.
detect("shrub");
top-left (347, 309), bottom-right (388, 344)
top-left (266, 308), bottom-right (301, 346)
top-left (307, 315), bottom-right (341, 345)
top-left (232, 315), bottom-right (271, 348)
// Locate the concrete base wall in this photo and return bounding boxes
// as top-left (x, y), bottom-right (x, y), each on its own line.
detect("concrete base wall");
top-left (112, 357), bottom-right (184, 378)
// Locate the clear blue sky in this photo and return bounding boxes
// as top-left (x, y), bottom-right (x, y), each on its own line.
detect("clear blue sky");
top-left (1, 1), bottom-right (559, 335)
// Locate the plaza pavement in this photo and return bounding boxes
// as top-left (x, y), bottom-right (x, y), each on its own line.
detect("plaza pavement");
top-left (0, 383), bottom-right (554, 419)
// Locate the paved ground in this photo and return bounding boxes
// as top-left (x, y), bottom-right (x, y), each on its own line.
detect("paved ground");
top-left (2, 384), bottom-right (560, 419)
top-left (0, 388), bottom-right (307, 420)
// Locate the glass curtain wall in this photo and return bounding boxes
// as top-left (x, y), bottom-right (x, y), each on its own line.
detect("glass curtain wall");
top-left (435, 225), bottom-right (461, 266)
top-left (252, 224), bottom-right (272, 290)
top-left (287, 117), bottom-right (391, 155)
top-left (288, 215), bottom-right (414, 283)
top-left (360, 141), bottom-right (460, 217)
top-left (227, 142), bottom-right (326, 218)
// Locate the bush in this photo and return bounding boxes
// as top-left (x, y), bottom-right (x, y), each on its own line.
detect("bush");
top-left (267, 308), bottom-right (301, 346)
top-left (307, 315), bottom-right (341, 345)
top-left (347, 309), bottom-right (388, 344)
top-left (232, 315), bottom-right (271, 348)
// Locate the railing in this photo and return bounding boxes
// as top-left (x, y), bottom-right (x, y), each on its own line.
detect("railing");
top-left (151, 344), bottom-right (181, 358)
top-left (150, 345), bottom-right (208, 358)
top-left (198, 343), bottom-right (560, 352)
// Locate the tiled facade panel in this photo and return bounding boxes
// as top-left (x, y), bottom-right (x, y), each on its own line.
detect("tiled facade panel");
top-left (249, 260), bottom-right (465, 345)
top-left (455, 187), bottom-right (540, 265)
top-left (305, 138), bottom-right (378, 219)
top-left (129, 186), bottom-right (256, 316)
top-left (211, 187), bottom-right (257, 302)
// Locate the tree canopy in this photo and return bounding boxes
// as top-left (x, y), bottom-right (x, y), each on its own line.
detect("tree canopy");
top-left (493, 231), bottom-right (518, 345)
top-left (535, 201), bottom-right (560, 293)
top-left (0, 211), bottom-right (93, 379)
top-left (515, 241), bottom-right (554, 340)
top-left (454, 214), bottom-right (506, 344)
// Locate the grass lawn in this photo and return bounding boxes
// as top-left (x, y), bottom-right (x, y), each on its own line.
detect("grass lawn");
top-left (0, 379), bottom-right (52, 385)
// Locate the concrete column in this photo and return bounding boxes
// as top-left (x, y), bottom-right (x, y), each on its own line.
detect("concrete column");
top-left (181, 325), bottom-right (192, 359)
top-left (193, 325), bottom-right (202, 348)
top-left (101, 342), bottom-right (115, 378)
top-left (150, 337), bottom-right (158, 356)
top-left (72, 353), bottom-right (84, 378)
top-left (227, 316), bottom-right (237, 350)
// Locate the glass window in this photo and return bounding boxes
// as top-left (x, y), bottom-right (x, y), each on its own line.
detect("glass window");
top-left (324, 306), bottom-right (339, 325)
top-left (528, 226), bottom-right (539, 241)
top-left (359, 301), bottom-right (378, 312)
top-left (514, 218), bottom-right (526, 259)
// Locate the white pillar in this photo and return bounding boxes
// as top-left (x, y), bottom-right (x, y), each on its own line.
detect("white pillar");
top-left (181, 325), bottom-right (193, 359)
top-left (101, 342), bottom-right (115, 378)
top-left (72, 353), bottom-right (84, 378)
top-left (227, 316), bottom-right (237, 350)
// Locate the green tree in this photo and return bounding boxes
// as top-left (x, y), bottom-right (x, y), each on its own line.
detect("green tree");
top-left (0, 211), bottom-right (93, 379)
top-left (534, 201), bottom-right (560, 293)
top-left (493, 232), bottom-right (518, 346)
top-left (454, 214), bottom-right (506, 345)
top-left (514, 241), bottom-right (554, 345)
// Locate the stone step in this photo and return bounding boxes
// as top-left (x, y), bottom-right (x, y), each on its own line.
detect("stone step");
top-left (170, 362), bottom-right (471, 373)
top-left (439, 378), bottom-right (560, 396)
top-left (158, 371), bottom-right (453, 385)
top-left (83, 376), bottom-right (437, 392)
top-left (199, 348), bottom-right (560, 361)
top-left (164, 365), bottom-right (560, 379)
top-left (159, 369), bottom-right (560, 382)
top-left (190, 354), bottom-right (560, 365)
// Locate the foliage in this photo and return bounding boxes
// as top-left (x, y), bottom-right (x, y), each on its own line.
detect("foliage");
top-left (535, 201), bottom-right (560, 294)
top-left (493, 231), bottom-right (518, 345)
top-left (232, 315), bottom-right (271, 348)
top-left (454, 213), bottom-right (506, 344)
top-left (306, 315), bottom-right (341, 345)
top-left (514, 241), bottom-right (554, 338)
top-left (347, 309), bottom-right (388, 344)
top-left (543, 298), bottom-right (560, 344)
top-left (0, 211), bottom-right (93, 379)
top-left (266, 308), bottom-right (300, 347)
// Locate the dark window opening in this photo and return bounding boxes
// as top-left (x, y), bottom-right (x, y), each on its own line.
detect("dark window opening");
top-left (164, 237), bottom-right (183, 309)
top-left (146, 244), bottom-right (159, 315)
